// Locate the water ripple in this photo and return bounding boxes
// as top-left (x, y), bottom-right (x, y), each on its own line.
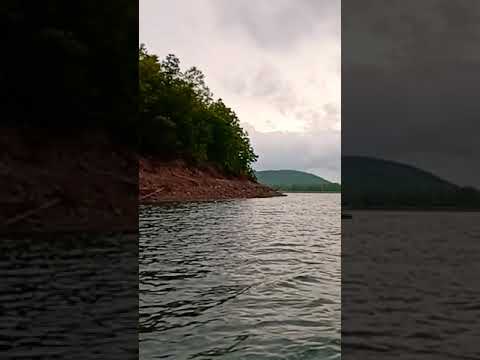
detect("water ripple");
top-left (140, 193), bottom-right (340, 360)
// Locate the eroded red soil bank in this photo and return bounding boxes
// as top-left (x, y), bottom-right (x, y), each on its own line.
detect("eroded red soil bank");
top-left (140, 158), bottom-right (282, 203)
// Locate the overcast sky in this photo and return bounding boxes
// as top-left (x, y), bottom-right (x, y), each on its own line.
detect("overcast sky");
top-left (140, 0), bottom-right (341, 182)
top-left (343, 0), bottom-right (480, 187)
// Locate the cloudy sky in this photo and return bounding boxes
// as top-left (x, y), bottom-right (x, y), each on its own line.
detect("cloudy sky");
top-left (343, 0), bottom-right (480, 187)
top-left (140, 0), bottom-right (341, 182)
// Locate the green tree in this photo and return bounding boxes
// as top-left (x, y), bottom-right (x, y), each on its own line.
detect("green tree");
top-left (138, 45), bottom-right (258, 178)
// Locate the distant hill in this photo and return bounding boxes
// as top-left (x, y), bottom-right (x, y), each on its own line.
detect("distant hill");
top-left (255, 170), bottom-right (341, 192)
top-left (342, 156), bottom-right (480, 209)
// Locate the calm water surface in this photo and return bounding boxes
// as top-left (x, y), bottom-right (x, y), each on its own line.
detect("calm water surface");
top-left (140, 193), bottom-right (340, 359)
top-left (343, 211), bottom-right (480, 359)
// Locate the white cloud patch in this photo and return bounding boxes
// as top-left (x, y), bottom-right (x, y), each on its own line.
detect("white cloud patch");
top-left (140, 0), bottom-right (340, 179)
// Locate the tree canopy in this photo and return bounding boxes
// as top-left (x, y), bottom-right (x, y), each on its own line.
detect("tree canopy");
top-left (2, 3), bottom-right (258, 181)
top-left (139, 45), bottom-right (258, 178)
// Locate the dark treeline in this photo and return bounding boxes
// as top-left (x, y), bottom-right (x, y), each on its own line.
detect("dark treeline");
top-left (2, 1), bottom-right (137, 134)
top-left (343, 187), bottom-right (480, 209)
top-left (139, 45), bottom-right (258, 178)
top-left (271, 184), bottom-right (341, 193)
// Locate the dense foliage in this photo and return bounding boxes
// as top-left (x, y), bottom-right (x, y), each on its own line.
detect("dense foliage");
top-left (3, 1), bottom-right (257, 180)
top-left (139, 45), bottom-right (258, 178)
top-left (3, 4), bottom-right (255, 179)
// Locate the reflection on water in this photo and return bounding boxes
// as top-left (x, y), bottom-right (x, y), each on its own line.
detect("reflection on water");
top-left (343, 211), bottom-right (480, 359)
top-left (140, 193), bottom-right (340, 359)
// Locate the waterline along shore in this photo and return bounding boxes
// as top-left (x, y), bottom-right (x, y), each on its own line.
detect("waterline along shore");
top-left (139, 158), bottom-right (284, 204)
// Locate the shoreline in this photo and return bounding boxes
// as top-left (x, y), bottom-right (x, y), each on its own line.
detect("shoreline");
top-left (140, 193), bottom-right (286, 206)
top-left (139, 158), bottom-right (284, 204)
top-left (280, 191), bottom-right (340, 194)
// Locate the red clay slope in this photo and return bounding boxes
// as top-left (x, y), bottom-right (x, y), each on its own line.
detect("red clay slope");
top-left (0, 128), bottom-right (281, 234)
top-left (0, 128), bottom-right (138, 234)
top-left (139, 157), bottom-right (283, 203)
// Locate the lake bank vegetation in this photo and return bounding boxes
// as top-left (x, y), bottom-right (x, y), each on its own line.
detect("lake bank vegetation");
top-left (138, 45), bottom-right (284, 202)
top-left (139, 45), bottom-right (258, 179)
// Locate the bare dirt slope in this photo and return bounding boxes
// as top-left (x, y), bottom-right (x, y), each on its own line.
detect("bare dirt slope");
top-left (140, 158), bottom-right (282, 203)
top-left (0, 129), bottom-right (137, 234)
top-left (0, 129), bottom-right (281, 234)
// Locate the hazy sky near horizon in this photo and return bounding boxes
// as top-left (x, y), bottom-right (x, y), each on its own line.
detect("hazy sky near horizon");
top-left (140, 0), bottom-right (341, 182)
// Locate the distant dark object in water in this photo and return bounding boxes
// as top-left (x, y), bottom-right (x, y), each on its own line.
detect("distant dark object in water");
top-left (342, 213), bottom-right (352, 219)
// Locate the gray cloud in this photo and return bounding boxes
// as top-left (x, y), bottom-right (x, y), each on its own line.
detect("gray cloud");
top-left (343, 0), bottom-right (480, 186)
top-left (141, 0), bottom-right (341, 180)
top-left (245, 125), bottom-right (341, 183)
top-left (211, 0), bottom-right (339, 51)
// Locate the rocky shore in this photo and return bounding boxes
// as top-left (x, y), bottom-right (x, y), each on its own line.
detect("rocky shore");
top-left (0, 128), bottom-right (282, 234)
top-left (140, 158), bottom-right (283, 204)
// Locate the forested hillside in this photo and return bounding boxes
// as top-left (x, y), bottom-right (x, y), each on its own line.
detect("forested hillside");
top-left (342, 156), bottom-right (480, 208)
top-left (256, 170), bottom-right (341, 192)
top-left (139, 45), bottom-right (258, 178)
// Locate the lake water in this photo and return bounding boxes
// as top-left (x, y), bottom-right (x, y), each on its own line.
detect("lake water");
top-left (139, 193), bottom-right (341, 360)
top-left (342, 211), bottom-right (480, 359)
top-left (0, 235), bottom-right (138, 359)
